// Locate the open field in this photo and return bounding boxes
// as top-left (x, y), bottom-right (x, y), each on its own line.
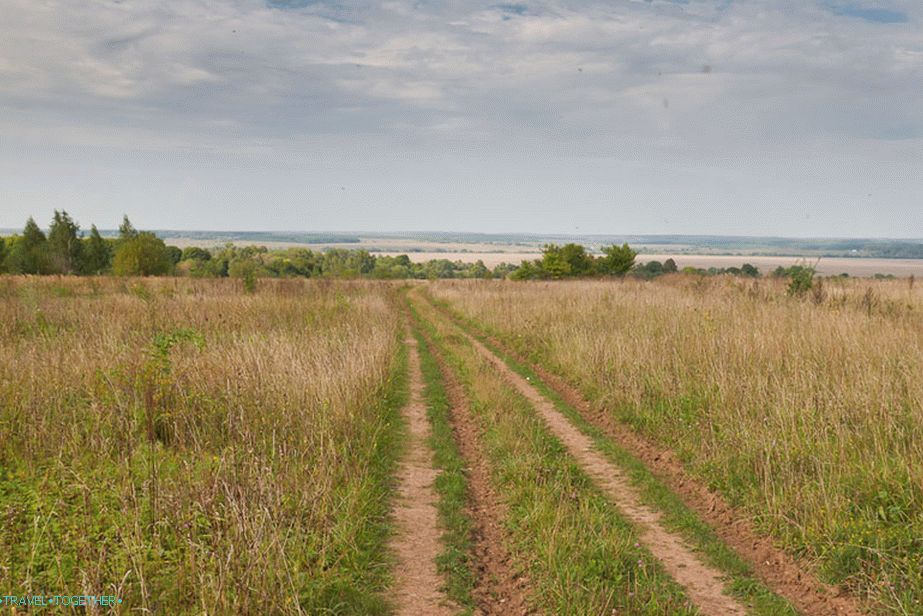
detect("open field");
top-left (1, 274), bottom-right (920, 614)
top-left (429, 276), bottom-right (923, 614)
top-left (0, 277), bottom-right (403, 613)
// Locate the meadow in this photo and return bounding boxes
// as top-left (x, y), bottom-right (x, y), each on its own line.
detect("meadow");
top-left (428, 276), bottom-right (923, 614)
top-left (1, 273), bottom-right (919, 614)
top-left (0, 277), bottom-right (403, 613)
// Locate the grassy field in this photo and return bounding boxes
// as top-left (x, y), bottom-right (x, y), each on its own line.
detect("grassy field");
top-left (0, 277), bottom-right (403, 613)
top-left (2, 274), bottom-right (918, 614)
top-left (428, 276), bottom-right (923, 614)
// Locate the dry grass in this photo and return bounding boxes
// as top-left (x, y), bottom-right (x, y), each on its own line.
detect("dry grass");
top-left (429, 275), bottom-right (923, 614)
top-left (0, 276), bottom-right (402, 614)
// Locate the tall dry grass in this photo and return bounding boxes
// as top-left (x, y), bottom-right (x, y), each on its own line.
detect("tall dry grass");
top-left (429, 275), bottom-right (923, 613)
top-left (0, 276), bottom-right (402, 613)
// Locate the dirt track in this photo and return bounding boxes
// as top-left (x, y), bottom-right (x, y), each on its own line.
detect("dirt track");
top-left (416, 323), bottom-right (533, 615)
top-left (388, 336), bottom-right (455, 616)
top-left (425, 294), bottom-right (865, 616)
top-left (457, 327), bottom-right (748, 615)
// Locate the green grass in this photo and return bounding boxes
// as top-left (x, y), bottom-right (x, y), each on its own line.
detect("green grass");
top-left (0, 279), bottom-right (407, 614)
top-left (412, 294), bottom-right (699, 615)
top-left (407, 302), bottom-right (478, 614)
top-left (424, 292), bottom-right (798, 615)
top-left (310, 334), bottom-right (409, 615)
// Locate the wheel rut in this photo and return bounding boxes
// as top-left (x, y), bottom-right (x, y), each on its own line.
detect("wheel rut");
top-left (416, 324), bottom-right (533, 616)
top-left (458, 328), bottom-right (748, 616)
top-left (389, 336), bottom-right (455, 616)
top-left (426, 294), bottom-right (866, 616)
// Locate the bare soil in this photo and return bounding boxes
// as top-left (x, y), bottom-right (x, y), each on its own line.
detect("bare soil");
top-left (389, 336), bottom-right (456, 616)
top-left (435, 302), bottom-right (866, 616)
top-left (417, 325), bottom-right (533, 615)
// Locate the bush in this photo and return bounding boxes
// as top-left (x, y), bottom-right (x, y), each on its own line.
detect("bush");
top-left (786, 265), bottom-right (815, 296)
top-left (112, 232), bottom-right (174, 276)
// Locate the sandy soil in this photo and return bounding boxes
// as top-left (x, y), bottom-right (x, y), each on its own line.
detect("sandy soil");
top-left (434, 300), bottom-right (865, 616)
top-left (388, 336), bottom-right (455, 616)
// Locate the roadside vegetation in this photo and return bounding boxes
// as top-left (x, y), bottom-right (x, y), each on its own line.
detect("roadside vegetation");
top-left (0, 277), bottom-right (404, 613)
top-left (428, 276), bottom-right (923, 614)
top-left (408, 308), bottom-right (477, 612)
top-left (411, 293), bottom-right (699, 615)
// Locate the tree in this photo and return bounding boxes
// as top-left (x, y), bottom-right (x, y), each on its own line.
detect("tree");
top-left (165, 245), bottom-right (183, 265)
top-left (560, 243), bottom-right (594, 276)
top-left (510, 259), bottom-right (543, 280)
top-left (663, 258), bottom-right (678, 274)
top-left (597, 243), bottom-right (636, 277)
top-left (492, 262), bottom-right (519, 279)
top-left (81, 225), bottom-right (112, 274)
top-left (539, 244), bottom-right (571, 278)
top-left (0, 237), bottom-right (6, 273)
top-left (118, 215), bottom-right (138, 241)
top-left (17, 217), bottom-right (48, 274)
top-left (634, 260), bottom-right (664, 279)
top-left (112, 232), bottom-right (173, 276)
top-left (741, 263), bottom-right (760, 277)
top-left (467, 260), bottom-right (490, 279)
top-left (181, 247), bottom-right (211, 262)
top-left (46, 210), bottom-right (83, 274)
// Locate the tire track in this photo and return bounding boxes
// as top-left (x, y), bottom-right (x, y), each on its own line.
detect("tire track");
top-left (414, 322), bottom-right (533, 615)
top-left (427, 295), bottom-right (866, 616)
top-left (413, 293), bottom-right (746, 615)
top-left (389, 335), bottom-right (455, 616)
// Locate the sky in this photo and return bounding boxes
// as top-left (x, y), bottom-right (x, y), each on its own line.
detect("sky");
top-left (1, 0), bottom-right (921, 237)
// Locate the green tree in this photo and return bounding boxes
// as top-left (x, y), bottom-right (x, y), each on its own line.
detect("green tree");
top-left (181, 247), bottom-right (211, 262)
top-left (510, 259), bottom-right (543, 280)
top-left (81, 225), bottom-right (112, 274)
top-left (634, 260), bottom-right (664, 279)
top-left (321, 249), bottom-right (374, 277)
top-left (467, 260), bottom-right (490, 279)
top-left (165, 245), bottom-right (182, 265)
top-left (118, 215), bottom-right (138, 241)
top-left (0, 237), bottom-right (6, 273)
top-left (14, 217), bottom-right (48, 274)
top-left (46, 210), bottom-right (83, 274)
top-left (539, 244), bottom-right (571, 278)
top-left (663, 258), bottom-right (678, 274)
top-left (492, 262), bottom-right (519, 278)
top-left (560, 243), bottom-right (594, 276)
top-left (228, 257), bottom-right (265, 292)
top-left (597, 243), bottom-right (636, 277)
top-left (112, 232), bottom-right (173, 276)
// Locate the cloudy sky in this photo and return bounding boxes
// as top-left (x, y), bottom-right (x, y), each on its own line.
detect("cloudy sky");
top-left (1, 0), bottom-right (921, 236)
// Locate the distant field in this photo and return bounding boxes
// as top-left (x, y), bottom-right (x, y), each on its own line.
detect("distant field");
top-left (380, 250), bottom-right (923, 276)
top-left (110, 231), bottom-right (923, 277)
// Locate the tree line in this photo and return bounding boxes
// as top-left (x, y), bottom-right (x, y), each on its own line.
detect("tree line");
top-left (0, 213), bottom-right (177, 276)
top-left (1, 212), bottom-right (765, 281)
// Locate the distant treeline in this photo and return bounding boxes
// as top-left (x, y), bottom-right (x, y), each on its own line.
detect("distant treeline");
top-left (0, 212), bottom-right (511, 279)
top-left (2, 212), bottom-right (770, 281)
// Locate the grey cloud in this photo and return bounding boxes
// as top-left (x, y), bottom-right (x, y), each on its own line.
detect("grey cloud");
top-left (0, 0), bottom-right (921, 236)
